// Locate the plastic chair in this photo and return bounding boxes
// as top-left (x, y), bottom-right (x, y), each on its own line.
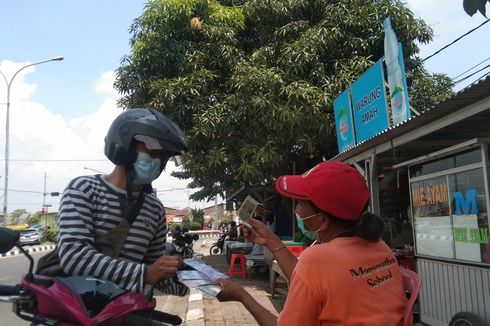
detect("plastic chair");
top-left (400, 267), bottom-right (421, 326)
top-left (228, 253), bottom-right (247, 279)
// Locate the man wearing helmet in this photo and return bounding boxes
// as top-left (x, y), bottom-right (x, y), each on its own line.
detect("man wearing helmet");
top-left (56, 108), bottom-right (189, 294)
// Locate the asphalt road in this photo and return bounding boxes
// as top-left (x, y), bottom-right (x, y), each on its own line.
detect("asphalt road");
top-left (0, 250), bottom-right (45, 326)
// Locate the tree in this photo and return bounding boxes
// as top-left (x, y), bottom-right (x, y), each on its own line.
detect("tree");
top-left (191, 208), bottom-right (205, 226)
top-left (463, 0), bottom-right (489, 17)
top-left (11, 209), bottom-right (28, 225)
top-left (115, 0), bottom-right (453, 202)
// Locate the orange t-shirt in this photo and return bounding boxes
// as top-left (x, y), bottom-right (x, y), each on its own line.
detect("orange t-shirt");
top-left (277, 237), bottom-right (408, 326)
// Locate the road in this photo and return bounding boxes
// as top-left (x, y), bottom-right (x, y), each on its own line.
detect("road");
top-left (0, 250), bottom-right (45, 326)
top-left (0, 236), bottom-right (216, 325)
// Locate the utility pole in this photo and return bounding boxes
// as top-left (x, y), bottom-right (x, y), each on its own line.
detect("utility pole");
top-left (213, 194), bottom-right (219, 230)
top-left (42, 172), bottom-right (47, 211)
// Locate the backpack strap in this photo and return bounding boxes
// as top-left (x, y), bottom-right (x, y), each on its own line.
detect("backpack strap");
top-left (94, 191), bottom-right (146, 258)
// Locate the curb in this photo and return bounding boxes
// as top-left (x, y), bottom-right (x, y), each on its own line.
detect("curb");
top-left (186, 288), bottom-right (205, 326)
top-left (0, 244), bottom-right (55, 258)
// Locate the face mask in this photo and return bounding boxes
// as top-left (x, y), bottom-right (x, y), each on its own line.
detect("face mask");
top-left (295, 212), bottom-right (322, 240)
top-left (133, 152), bottom-right (161, 185)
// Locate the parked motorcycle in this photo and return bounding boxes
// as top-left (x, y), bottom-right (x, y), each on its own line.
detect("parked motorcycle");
top-left (209, 233), bottom-right (226, 255)
top-left (170, 232), bottom-right (199, 259)
top-left (0, 227), bottom-right (182, 326)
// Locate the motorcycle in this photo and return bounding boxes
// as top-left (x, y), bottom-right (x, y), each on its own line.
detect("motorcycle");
top-left (209, 233), bottom-right (226, 255)
top-left (170, 232), bottom-right (199, 259)
top-left (0, 227), bottom-right (182, 326)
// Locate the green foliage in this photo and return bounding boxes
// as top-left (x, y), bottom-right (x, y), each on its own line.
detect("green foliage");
top-left (190, 221), bottom-right (202, 230)
top-left (191, 208), bottom-right (205, 226)
top-left (27, 213), bottom-right (41, 226)
top-left (43, 228), bottom-right (58, 243)
top-left (220, 217), bottom-right (230, 226)
top-left (181, 217), bottom-right (191, 229)
top-left (171, 223), bottom-right (182, 229)
top-left (463, 0), bottom-right (488, 17)
top-left (11, 209), bottom-right (28, 217)
top-left (115, 0), bottom-right (454, 201)
top-left (10, 209), bottom-right (28, 225)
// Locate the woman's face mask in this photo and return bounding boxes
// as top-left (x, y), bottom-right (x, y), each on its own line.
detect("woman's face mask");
top-left (133, 152), bottom-right (161, 185)
top-left (295, 212), bottom-right (322, 240)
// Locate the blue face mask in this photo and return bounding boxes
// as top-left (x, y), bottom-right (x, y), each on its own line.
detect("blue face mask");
top-left (295, 213), bottom-right (322, 240)
top-left (133, 152), bottom-right (161, 185)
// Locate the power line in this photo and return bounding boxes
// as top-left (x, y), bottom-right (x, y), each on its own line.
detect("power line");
top-left (466, 70), bottom-right (490, 88)
top-left (453, 63), bottom-right (490, 86)
top-left (0, 188), bottom-right (45, 194)
top-left (453, 56), bottom-right (490, 80)
top-left (422, 19), bottom-right (490, 62)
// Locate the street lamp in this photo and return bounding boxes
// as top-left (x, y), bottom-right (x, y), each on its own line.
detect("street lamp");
top-left (1, 56), bottom-right (64, 226)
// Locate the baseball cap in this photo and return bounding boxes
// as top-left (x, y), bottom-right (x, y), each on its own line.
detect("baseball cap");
top-left (134, 135), bottom-right (162, 150)
top-left (275, 162), bottom-right (369, 220)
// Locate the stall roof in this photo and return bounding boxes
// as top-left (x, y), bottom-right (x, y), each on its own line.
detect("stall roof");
top-left (330, 76), bottom-right (490, 167)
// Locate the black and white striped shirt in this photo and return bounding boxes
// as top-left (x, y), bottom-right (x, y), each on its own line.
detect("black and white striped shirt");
top-left (57, 174), bottom-right (167, 293)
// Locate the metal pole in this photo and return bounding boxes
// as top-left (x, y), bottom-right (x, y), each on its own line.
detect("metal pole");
top-left (1, 56), bottom-right (64, 226)
top-left (43, 172), bottom-right (47, 218)
top-left (214, 194), bottom-right (218, 230)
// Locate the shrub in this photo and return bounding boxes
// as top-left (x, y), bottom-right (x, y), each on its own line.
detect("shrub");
top-left (43, 228), bottom-right (58, 243)
top-left (190, 222), bottom-right (202, 230)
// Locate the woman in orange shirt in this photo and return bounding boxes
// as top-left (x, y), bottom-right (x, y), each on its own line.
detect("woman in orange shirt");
top-left (216, 162), bottom-right (409, 326)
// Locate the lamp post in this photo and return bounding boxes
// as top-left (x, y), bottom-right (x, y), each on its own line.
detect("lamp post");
top-left (1, 56), bottom-right (64, 226)
top-left (83, 166), bottom-right (106, 174)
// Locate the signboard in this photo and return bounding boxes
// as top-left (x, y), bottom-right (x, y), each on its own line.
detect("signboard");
top-left (351, 60), bottom-right (390, 143)
top-left (332, 16), bottom-right (412, 152)
top-left (333, 88), bottom-right (355, 152)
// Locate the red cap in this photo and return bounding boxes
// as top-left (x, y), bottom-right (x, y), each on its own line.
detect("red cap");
top-left (275, 162), bottom-right (370, 220)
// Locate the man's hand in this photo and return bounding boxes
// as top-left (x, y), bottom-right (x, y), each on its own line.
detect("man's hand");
top-left (215, 278), bottom-right (246, 302)
top-left (144, 255), bottom-right (183, 285)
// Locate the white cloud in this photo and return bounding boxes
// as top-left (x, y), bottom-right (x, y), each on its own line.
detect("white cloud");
top-left (0, 62), bottom-right (204, 214)
top-left (94, 71), bottom-right (119, 98)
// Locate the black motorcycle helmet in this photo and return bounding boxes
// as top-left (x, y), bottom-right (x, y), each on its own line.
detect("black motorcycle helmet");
top-left (104, 108), bottom-right (188, 169)
top-left (104, 108), bottom-right (188, 193)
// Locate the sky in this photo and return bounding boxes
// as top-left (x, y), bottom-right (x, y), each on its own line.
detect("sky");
top-left (0, 0), bottom-right (489, 215)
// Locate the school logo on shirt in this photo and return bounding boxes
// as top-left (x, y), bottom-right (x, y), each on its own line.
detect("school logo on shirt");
top-left (349, 257), bottom-right (397, 288)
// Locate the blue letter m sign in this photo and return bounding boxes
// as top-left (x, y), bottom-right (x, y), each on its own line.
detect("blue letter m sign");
top-left (453, 189), bottom-right (478, 215)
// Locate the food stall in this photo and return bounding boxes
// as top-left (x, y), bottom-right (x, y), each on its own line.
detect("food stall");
top-left (330, 76), bottom-right (490, 325)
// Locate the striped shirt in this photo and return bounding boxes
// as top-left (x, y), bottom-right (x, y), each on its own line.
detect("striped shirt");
top-left (57, 174), bottom-right (167, 293)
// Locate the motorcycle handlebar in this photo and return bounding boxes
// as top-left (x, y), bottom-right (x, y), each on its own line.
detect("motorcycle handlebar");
top-left (175, 233), bottom-right (194, 245)
top-left (0, 284), bottom-right (20, 296)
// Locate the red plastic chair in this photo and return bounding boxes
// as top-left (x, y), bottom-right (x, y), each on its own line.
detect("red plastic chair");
top-left (400, 267), bottom-right (421, 326)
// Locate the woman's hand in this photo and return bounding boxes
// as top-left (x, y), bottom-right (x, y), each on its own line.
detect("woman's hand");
top-left (215, 278), bottom-right (247, 302)
top-left (144, 255), bottom-right (183, 285)
top-left (241, 218), bottom-right (281, 249)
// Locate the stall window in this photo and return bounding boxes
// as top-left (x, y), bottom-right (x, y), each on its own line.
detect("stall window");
top-left (412, 176), bottom-right (452, 258)
top-left (411, 167), bottom-right (489, 264)
top-left (410, 148), bottom-right (481, 178)
top-left (449, 169), bottom-right (488, 263)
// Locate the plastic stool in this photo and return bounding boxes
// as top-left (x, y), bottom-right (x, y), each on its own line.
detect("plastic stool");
top-left (228, 253), bottom-right (247, 279)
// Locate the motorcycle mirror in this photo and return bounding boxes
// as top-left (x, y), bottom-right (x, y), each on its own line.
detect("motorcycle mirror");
top-left (0, 227), bottom-right (35, 280)
top-left (0, 227), bottom-right (20, 253)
